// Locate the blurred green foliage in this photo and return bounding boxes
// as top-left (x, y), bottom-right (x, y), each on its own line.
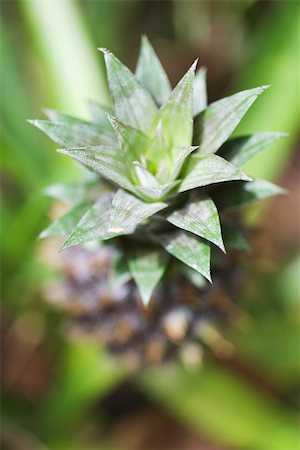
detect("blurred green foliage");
top-left (1, 1), bottom-right (299, 449)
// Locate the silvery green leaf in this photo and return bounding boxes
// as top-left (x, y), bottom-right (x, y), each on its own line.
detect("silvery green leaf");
top-left (86, 101), bottom-right (113, 130)
top-left (222, 223), bottom-right (250, 252)
top-left (100, 48), bottom-right (157, 134)
top-left (145, 124), bottom-right (168, 171)
top-left (157, 230), bottom-right (211, 282)
top-left (136, 36), bottom-right (171, 105)
top-left (167, 146), bottom-right (198, 182)
top-left (156, 60), bottom-right (197, 150)
top-left (39, 201), bottom-right (91, 239)
top-left (29, 119), bottom-right (116, 147)
top-left (61, 194), bottom-right (121, 250)
top-left (179, 154), bottom-right (251, 193)
top-left (133, 162), bottom-right (160, 187)
top-left (135, 180), bottom-right (180, 202)
top-left (194, 86), bottom-right (269, 154)
top-left (43, 109), bottom-right (86, 124)
top-left (220, 179), bottom-right (286, 212)
top-left (193, 67), bottom-right (207, 116)
top-left (107, 115), bottom-right (151, 166)
top-left (57, 146), bottom-right (133, 191)
top-left (108, 189), bottom-right (167, 234)
top-left (167, 195), bottom-right (225, 252)
top-left (129, 249), bottom-right (168, 306)
top-left (218, 132), bottom-right (288, 168)
top-left (44, 180), bottom-right (101, 205)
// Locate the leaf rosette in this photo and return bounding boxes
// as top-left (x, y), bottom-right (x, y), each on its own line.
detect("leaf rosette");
top-left (30, 37), bottom-right (286, 305)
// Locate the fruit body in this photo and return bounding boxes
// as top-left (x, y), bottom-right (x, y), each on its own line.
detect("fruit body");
top-left (32, 37), bottom-right (285, 363)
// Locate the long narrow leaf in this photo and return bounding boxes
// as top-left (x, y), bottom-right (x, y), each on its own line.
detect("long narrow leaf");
top-left (179, 154), bottom-right (250, 193)
top-left (194, 86), bottom-right (269, 154)
top-left (44, 180), bottom-right (101, 205)
top-left (29, 119), bottom-right (116, 147)
top-left (136, 36), bottom-right (171, 105)
top-left (167, 146), bottom-right (198, 182)
top-left (100, 49), bottom-right (157, 134)
top-left (156, 60), bottom-right (197, 150)
top-left (157, 231), bottom-right (211, 282)
top-left (129, 249), bottom-right (168, 306)
top-left (39, 201), bottom-right (91, 239)
top-left (217, 132), bottom-right (288, 168)
top-left (219, 179), bottom-right (286, 212)
top-left (193, 67), bottom-right (207, 116)
top-left (108, 189), bottom-right (167, 233)
top-left (135, 181), bottom-right (180, 202)
top-left (57, 146), bottom-right (133, 191)
top-left (167, 195), bottom-right (225, 251)
top-left (133, 162), bottom-right (161, 188)
top-left (107, 115), bottom-right (151, 165)
top-left (61, 194), bottom-right (119, 250)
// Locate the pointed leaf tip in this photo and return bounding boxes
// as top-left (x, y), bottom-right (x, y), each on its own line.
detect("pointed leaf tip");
top-left (195, 85), bottom-right (271, 155)
top-left (103, 48), bottom-right (157, 133)
top-left (191, 58), bottom-right (199, 71)
top-left (193, 67), bottom-right (207, 116)
top-left (56, 146), bottom-right (133, 192)
top-left (218, 132), bottom-right (288, 168)
top-left (167, 195), bottom-right (226, 253)
top-left (129, 249), bottom-right (168, 307)
top-left (136, 35), bottom-right (171, 105)
top-left (155, 59), bottom-right (196, 149)
top-left (179, 154), bottom-right (251, 193)
top-left (98, 47), bottom-right (110, 55)
top-left (157, 231), bottom-right (212, 283)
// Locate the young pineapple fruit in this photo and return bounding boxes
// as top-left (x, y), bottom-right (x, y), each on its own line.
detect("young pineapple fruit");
top-left (32, 37), bottom-right (286, 366)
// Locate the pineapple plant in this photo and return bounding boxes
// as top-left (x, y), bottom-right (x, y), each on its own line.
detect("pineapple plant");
top-left (31, 37), bottom-right (286, 366)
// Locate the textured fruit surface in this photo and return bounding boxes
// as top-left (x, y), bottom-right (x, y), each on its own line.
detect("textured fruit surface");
top-left (41, 238), bottom-right (247, 367)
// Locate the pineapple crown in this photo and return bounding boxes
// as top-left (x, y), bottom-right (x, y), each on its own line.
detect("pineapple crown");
top-left (30, 36), bottom-right (286, 306)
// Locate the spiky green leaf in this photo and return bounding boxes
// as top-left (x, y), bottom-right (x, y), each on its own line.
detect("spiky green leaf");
top-left (100, 49), bottom-right (157, 134)
top-left (29, 119), bottom-right (116, 147)
top-left (167, 195), bottom-right (225, 251)
top-left (136, 36), bottom-right (171, 105)
top-left (43, 109), bottom-right (86, 125)
top-left (57, 146), bottom-right (133, 191)
top-left (133, 162), bottom-right (161, 187)
top-left (135, 181), bottom-right (180, 202)
top-left (157, 231), bottom-right (211, 282)
top-left (107, 115), bottom-right (151, 170)
top-left (108, 189), bottom-right (167, 234)
top-left (44, 180), bottom-right (101, 205)
top-left (156, 60), bottom-right (197, 151)
top-left (218, 132), bottom-right (288, 168)
top-left (61, 194), bottom-right (120, 250)
top-left (144, 124), bottom-right (169, 172)
top-left (39, 201), bottom-right (91, 239)
top-left (166, 146), bottom-right (198, 183)
top-left (219, 179), bottom-right (286, 212)
top-left (179, 154), bottom-right (251, 193)
top-left (129, 249), bottom-right (168, 306)
top-left (193, 67), bottom-right (207, 116)
top-left (194, 86), bottom-right (269, 154)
